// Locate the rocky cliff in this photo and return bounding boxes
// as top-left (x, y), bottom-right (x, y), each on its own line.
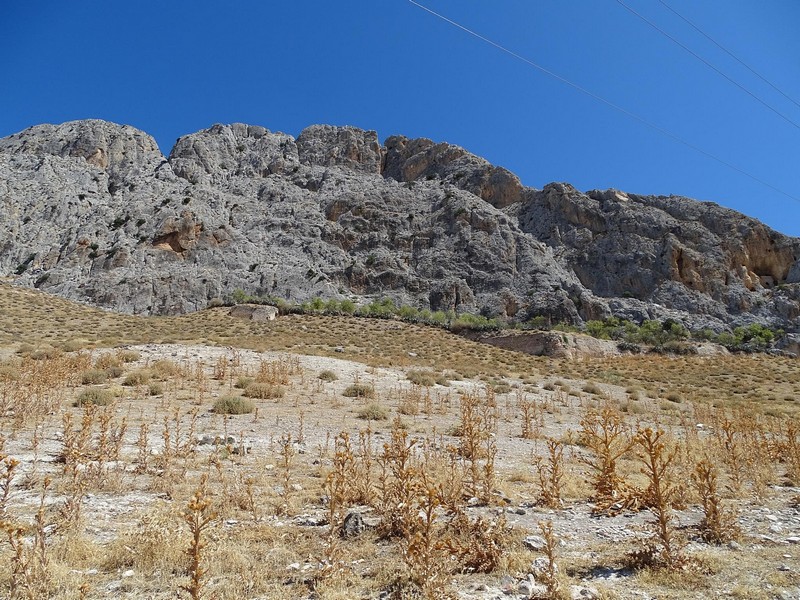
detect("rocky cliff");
top-left (1, 119), bottom-right (798, 331)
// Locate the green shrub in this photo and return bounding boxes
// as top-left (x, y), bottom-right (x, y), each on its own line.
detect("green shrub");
top-left (357, 403), bottom-right (388, 420)
top-left (657, 341), bottom-right (697, 355)
top-left (355, 297), bottom-right (398, 319)
top-left (214, 395), bottom-right (255, 415)
top-left (243, 382), bottom-right (285, 399)
top-left (449, 313), bottom-right (503, 333)
top-left (343, 383), bottom-right (375, 398)
top-left (148, 382), bottom-right (164, 396)
top-left (76, 388), bottom-right (114, 407)
top-left (338, 299), bottom-right (356, 314)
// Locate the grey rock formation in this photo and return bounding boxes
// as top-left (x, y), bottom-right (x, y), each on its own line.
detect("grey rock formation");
top-left (1, 119), bottom-right (798, 331)
top-left (229, 304), bottom-right (278, 322)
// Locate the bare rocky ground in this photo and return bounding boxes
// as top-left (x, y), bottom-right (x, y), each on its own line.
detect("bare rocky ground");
top-left (2, 343), bottom-right (800, 599)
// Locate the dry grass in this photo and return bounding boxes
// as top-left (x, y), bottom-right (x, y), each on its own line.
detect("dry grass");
top-left (0, 284), bottom-right (798, 599)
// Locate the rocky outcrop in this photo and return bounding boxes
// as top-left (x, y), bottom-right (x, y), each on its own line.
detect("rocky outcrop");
top-left (297, 125), bottom-right (382, 174)
top-left (1, 119), bottom-right (798, 331)
top-left (383, 136), bottom-right (525, 208)
top-left (479, 331), bottom-right (621, 359)
top-left (229, 304), bottom-right (278, 322)
top-left (168, 122), bottom-right (299, 183)
top-left (516, 184), bottom-right (800, 329)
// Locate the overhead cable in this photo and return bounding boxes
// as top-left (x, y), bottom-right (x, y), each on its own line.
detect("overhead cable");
top-left (657, 0), bottom-right (800, 111)
top-left (405, 0), bottom-right (800, 204)
top-left (615, 0), bottom-right (800, 131)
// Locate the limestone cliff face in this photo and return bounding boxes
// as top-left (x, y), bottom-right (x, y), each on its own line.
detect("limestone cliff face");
top-left (1, 119), bottom-right (798, 330)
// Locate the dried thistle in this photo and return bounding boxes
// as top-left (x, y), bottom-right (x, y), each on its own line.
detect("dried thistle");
top-left (692, 458), bottom-right (739, 544)
top-left (181, 476), bottom-right (217, 600)
top-left (535, 438), bottom-right (564, 509)
top-left (578, 406), bottom-right (634, 506)
top-left (631, 427), bottom-right (686, 570)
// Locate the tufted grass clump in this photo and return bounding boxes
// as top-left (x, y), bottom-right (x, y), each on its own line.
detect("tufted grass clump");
top-left (151, 358), bottom-right (182, 379)
top-left (243, 382), bottom-right (285, 399)
top-left (235, 376), bottom-right (254, 389)
top-left (357, 402), bottom-right (388, 420)
top-left (75, 388), bottom-right (114, 407)
top-left (343, 383), bottom-right (374, 398)
top-left (30, 346), bottom-right (62, 361)
top-left (406, 370), bottom-right (437, 386)
top-left (81, 369), bottom-right (109, 385)
top-left (318, 369), bottom-right (338, 382)
top-left (61, 339), bottom-right (88, 352)
top-left (107, 365), bottom-right (125, 378)
top-left (123, 370), bottom-right (152, 386)
top-left (0, 364), bottom-right (20, 382)
top-left (582, 382), bottom-right (603, 395)
top-left (407, 369), bottom-right (450, 387)
top-left (116, 349), bottom-right (141, 363)
top-left (213, 395), bottom-right (255, 415)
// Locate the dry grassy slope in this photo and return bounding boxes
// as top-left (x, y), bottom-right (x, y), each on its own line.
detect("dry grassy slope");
top-left (2, 282), bottom-right (799, 417)
top-left (2, 284), bottom-right (800, 600)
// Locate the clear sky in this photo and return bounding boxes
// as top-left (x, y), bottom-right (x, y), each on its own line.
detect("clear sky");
top-left (2, 1), bottom-right (799, 235)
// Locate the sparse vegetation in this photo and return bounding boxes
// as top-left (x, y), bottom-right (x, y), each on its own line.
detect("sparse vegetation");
top-left (0, 282), bottom-right (797, 599)
top-left (343, 383), bottom-right (374, 398)
top-left (212, 395), bottom-right (255, 415)
top-left (318, 369), bottom-right (338, 382)
top-left (75, 388), bottom-right (114, 407)
top-left (356, 402), bottom-right (388, 421)
top-left (242, 382), bottom-right (284, 399)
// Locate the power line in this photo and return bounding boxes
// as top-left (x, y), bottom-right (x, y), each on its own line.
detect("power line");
top-left (614, 0), bottom-right (800, 132)
top-left (657, 0), bottom-right (800, 111)
top-left (404, 0), bottom-right (800, 204)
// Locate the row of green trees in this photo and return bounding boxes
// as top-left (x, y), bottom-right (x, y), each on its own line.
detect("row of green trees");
top-left (226, 291), bottom-right (504, 332)
top-left (224, 290), bottom-right (784, 352)
top-left (578, 317), bottom-right (781, 353)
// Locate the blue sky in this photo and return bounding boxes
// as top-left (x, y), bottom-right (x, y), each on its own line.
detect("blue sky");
top-left (2, 1), bottom-right (799, 235)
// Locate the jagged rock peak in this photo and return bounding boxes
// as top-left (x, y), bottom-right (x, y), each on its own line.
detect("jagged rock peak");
top-left (168, 122), bottom-right (299, 183)
top-left (0, 120), bottom-right (164, 181)
top-left (297, 124), bottom-right (382, 174)
top-left (383, 135), bottom-right (526, 208)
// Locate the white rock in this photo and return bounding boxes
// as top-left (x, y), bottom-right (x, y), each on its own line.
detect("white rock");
top-left (523, 535), bottom-right (547, 551)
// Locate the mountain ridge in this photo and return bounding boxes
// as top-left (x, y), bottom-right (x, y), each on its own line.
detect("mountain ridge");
top-left (1, 119), bottom-right (798, 331)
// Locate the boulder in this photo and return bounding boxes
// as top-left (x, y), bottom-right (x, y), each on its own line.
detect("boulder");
top-left (229, 304), bottom-right (279, 322)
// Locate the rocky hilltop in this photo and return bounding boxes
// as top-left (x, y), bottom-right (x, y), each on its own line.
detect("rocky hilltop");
top-left (1, 119), bottom-right (799, 331)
